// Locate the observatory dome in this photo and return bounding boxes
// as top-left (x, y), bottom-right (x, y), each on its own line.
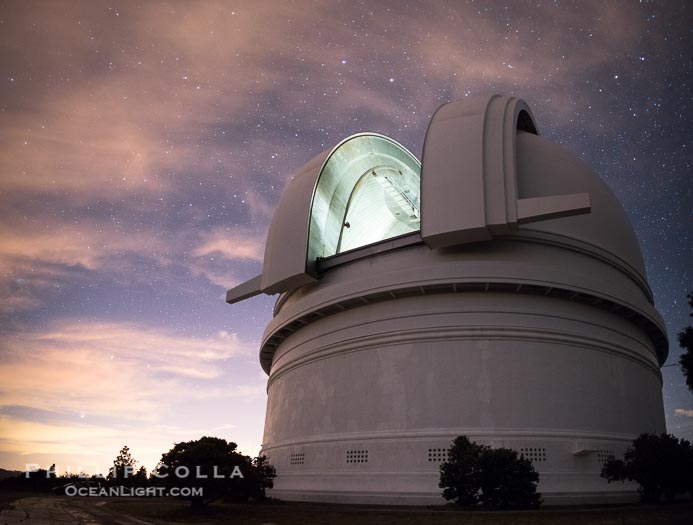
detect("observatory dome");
top-left (226, 94), bottom-right (668, 505)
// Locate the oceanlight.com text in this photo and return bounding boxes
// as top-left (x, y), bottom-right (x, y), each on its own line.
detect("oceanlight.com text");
top-left (64, 486), bottom-right (203, 497)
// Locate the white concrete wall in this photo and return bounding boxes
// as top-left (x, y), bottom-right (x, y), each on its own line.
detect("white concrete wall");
top-left (259, 242), bottom-right (665, 504)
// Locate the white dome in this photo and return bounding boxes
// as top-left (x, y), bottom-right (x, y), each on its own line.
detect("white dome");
top-left (226, 94), bottom-right (668, 506)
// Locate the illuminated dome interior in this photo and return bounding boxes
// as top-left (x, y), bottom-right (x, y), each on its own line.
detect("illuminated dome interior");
top-left (307, 133), bottom-right (421, 261)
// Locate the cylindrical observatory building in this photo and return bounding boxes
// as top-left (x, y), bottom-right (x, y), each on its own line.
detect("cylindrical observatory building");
top-left (226, 95), bottom-right (668, 505)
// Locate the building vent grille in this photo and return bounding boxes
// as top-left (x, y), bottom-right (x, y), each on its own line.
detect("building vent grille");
top-left (596, 449), bottom-right (614, 464)
top-left (289, 453), bottom-right (305, 465)
top-left (428, 448), bottom-right (450, 462)
top-left (520, 447), bottom-right (547, 462)
top-left (346, 450), bottom-right (369, 463)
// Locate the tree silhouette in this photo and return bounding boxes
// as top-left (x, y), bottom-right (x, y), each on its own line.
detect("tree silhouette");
top-left (248, 455), bottom-right (276, 501)
top-left (678, 292), bottom-right (693, 394)
top-left (133, 465), bottom-right (148, 487)
top-left (478, 447), bottom-right (541, 509)
top-left (601, 433), bottom-right (693, 502)
top-left (439, 435), bottom-right (541, 509)
top-left (108, 445), bottom-right (138, 486)
top-left (439, 436), bottom-right (482, 506)
top-left (155, 436), bottom-right (275, 507)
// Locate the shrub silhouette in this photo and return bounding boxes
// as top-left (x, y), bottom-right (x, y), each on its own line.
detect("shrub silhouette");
top-left (440, 436), bottom-right (541, 509)
top-left (155, 436), bottom-right (275, 507)
top-left (601, 433), bottom-right (693, 502)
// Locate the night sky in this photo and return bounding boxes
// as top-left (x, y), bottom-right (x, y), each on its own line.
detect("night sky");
top-left (0, 0), bottom-right (691, 474)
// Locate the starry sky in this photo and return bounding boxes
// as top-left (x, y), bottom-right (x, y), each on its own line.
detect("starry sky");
top-left (0, 0), bottom-right (691, 475)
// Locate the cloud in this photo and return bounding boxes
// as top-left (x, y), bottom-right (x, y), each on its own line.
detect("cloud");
top-left (0, 321), bottom-right (249, 414)
top-left (0, 1), bottom-right (326, 206)
top-left (0, 320), bottom-right (265, 470)
top-left (0, 217), bottom-right (265, 309)
top-left (0, 223), bottom-right (164, 272)
top-left (0, 221), bottom-right (172, 312)
top-left (0, 293), bottom-right (43, 315)
top-left (188, 227), bottom-right (266, 289)
top-left (194, 228), bottom-right (265, 262)
top-left (675, 409), bottom-right (693, 418)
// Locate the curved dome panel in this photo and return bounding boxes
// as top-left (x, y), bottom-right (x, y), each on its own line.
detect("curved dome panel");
top-left (308, 134), bottom-right (421, 261)
top-left (514, 131), bottom-right (650, 294)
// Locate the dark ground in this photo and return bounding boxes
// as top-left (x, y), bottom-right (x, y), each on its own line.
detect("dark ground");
top-left (0, 490), bottom-right (27, 511)
top-left (68, 496), bottom-right (693, 525)
top-left (1, 493), bottom-right (692, 524)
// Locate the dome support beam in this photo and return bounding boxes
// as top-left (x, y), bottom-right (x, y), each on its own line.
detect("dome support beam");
top-left (517, 193), bottom-right (591, 224)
